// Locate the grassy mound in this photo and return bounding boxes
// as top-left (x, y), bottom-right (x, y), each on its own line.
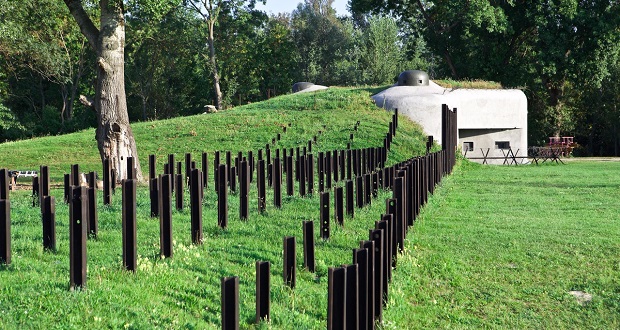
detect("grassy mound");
top-left (0, 87), bottom-right (430, 329)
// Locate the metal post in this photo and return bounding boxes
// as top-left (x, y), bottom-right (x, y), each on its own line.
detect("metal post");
top-left (307, 154), bottom-right (314, 195)
top-left (283, 236), bottom-right (296, 288)
top-left (369, 229), bottom-right (384, 317)
top-left (299, 155), bottom-right (306, 197)
top-left (334, 186), bottom-right (344, 226)
top-left (190, 169), bottom-right (203, 244)
top-left (320, 192), bottom-right (330, 240)
top-left (273, 158), bottom-right (282, 208)
top-left (202, 152), bottom-right (209, 190)
top-left (360, 240), bottom-right (375, 328)
top-left (69, 186), bottom-right (87, 289)
top-left (344, 264), bottom-right (359, 330)
top-left (356, 176), bottom-right (364, 209)
top-left (42, 196), bottom-right (56, 251)
top-left (159, 174), bottom-right (173, 257)
top-left (239, 161), bottom-right (249, 220)
top-left (122, 179), bottom-right (137, 272)
top-left (103, 158), bottom-right (111, 205)
top-left (0, 199), bottom-right (10, 265)
top-left (87, 172), bottom-right (98, 238)
top-left (286, 156), bottom-right (294, 196)
top-left (257, 160), bottom-right (266, 213)
top-left (327, 267), bottom-right (347, 330)
top-left (256, 261), bottom-right (270, 323)
top-left (345, 180), bottom-right (354, 218)
top-left (353, 248), bottom-right (369, 330)
top-left (218, 164), bottom-right (228, 228)
top-left (0, 169), bottom-right (8, 200)
top-left (221, 276), bottom-right (240, 330)
top-left (326, 151), bottom-right (332, 189)
top-left (303, 220), bottom-right (315, 272)
top-left (150, 177), bottom-right (159, 218)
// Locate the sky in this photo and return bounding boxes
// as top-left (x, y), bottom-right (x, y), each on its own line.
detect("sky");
top-left (255, 0), bottom-right (350, 16)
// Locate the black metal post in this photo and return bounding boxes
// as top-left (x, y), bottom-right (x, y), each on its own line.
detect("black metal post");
top-left (158, 174), bottom-right (173, 257)
top-left (320, 192), bottom-right (330, 240)
top-left (218, 164), bottom-right (228, 228)
top-left (303, 220), bottom-right (315, 272)
top-left (69, 186), bottom-right (87, 289)
top-left (122, 179), bottom-right (137, 272)
top-left (256, 261), bottom-right (270, 323)
top-left (327, 267), bottom-right (347, 330)
top-left (190, 169), bottom-right (203, 244)
top-left (283, 236), bottom-right (296, 288)
top-left (221, 276), bottom-right (240, 330)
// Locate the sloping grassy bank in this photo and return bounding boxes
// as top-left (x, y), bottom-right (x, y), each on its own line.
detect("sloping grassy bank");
top-left (0, 88), bottom-right (430, 329)
top-left (0, 88), bottom-right (426, 182)
top-left (384, 160), bottom-right (620, 329)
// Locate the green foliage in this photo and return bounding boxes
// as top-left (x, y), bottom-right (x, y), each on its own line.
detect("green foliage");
top-left (361, 16), bottom-right (403, 85)
top-left (0, 103), bottom-right (28, 141)
top-left (291, 0), bottom-right (350, 85)
top-left (351, 0), bottom-right (620, 154)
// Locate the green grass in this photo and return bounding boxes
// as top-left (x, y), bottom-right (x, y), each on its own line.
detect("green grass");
top-left (0, 87), bottom-right (426, 182)
top-left (384, 160), bottom-right (620, 329)
top-left (0, 87), bottom-right (429, 329)
top-left (2, 88), bottom-right (618, 329)
top-left (434, 79), bottom-right (503, 90)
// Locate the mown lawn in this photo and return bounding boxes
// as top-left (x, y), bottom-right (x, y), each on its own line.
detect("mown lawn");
top-left (385, 160), bottom-right (620, 329)
top-left (0, 87), bottom-right (429, 329)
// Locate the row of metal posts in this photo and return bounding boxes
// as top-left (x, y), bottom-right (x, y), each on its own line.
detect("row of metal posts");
top-left (326, 106), bottom-right (457, 329)
top-left (0, 105), bottom-right (457, 328)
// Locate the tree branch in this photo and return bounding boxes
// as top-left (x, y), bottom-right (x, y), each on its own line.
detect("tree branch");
top-left (63, 0), bottom-right (99, 51)
top-left (79, 94), bottom-right (94, 108)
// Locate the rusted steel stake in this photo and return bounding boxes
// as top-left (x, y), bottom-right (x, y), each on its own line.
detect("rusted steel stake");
top-left (159, 174), bottom-right (173, 257)
top-left (327, 267), bottom-right (347, 330)
top-left (255, 261), bottom-right (270, 323)
top-left (221, 276), bottom-right (240, 330)
top-left (303, 220), bottom-right (315, 272)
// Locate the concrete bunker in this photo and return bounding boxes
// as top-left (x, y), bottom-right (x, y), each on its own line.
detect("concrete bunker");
top-left (373, 71), bottom-right (528, 164)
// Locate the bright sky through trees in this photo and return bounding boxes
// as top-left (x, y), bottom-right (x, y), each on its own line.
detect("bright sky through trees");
top-left (255, 0), bottom-right (349, 15)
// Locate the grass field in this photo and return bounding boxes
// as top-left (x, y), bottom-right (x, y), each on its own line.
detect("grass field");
top-left (384, 160), bottom-right (620, 329)
top-left (0, 87), bottom-right (429, 329)
top-left (1, 87), bottom-right (619, 329)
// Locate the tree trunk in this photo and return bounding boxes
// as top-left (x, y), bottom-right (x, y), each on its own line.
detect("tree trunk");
top-left (64, 0), bottom-right (143, 182)
top-left (547, 85), bottom-right (563, 138)
top-left (96, 3), bottom-right (143, 182)
top-left (208, 19), bottom-right (223, 110)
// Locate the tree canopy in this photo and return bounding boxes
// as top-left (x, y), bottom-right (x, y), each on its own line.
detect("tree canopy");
top-left (1, 0), bottom-right (619, 155)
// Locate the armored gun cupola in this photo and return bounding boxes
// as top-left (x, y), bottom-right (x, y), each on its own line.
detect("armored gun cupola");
top-left (397, 70), bottom-right (429, 86)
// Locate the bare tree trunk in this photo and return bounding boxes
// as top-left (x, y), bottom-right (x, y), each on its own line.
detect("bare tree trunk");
top-left (61, 84), bottom-right (68, 124)
top-left (208, 19), bottom-right (223, 110)
top-left (96, 3), bottom-right (143, 181)
top-left (68, 44), bottom-right (86, 121)
top-left (547, 85), bottom-right (563, 137)
top-left (64, 0), bottom-right (143, 182)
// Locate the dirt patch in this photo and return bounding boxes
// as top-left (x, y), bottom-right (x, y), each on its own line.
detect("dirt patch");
top-left (568, 291), bottom-right (593, 305)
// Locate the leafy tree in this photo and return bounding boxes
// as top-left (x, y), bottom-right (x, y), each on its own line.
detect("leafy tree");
top-left (257, 14), bottom-right (300, 97)
top-left (0, 103), bottom-right (27, 141)
top-left (351, 0), bottom-right (620, 145)
top-left (291, 0), bottom-right (349, 85)
top-left (0, 0), bottom-right (92, 129)
top-left (125, 2), bottom-right (208, 120)
top-left (361, 16), bottom-right (403, 85)
top-left (184, 0), bottom-right (263, 109)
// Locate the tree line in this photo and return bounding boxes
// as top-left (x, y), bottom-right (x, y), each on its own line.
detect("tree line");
top-left (1, 0), bottom-right (620, 157)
